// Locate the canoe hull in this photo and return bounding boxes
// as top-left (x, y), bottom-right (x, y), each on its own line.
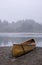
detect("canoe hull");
top-left (11, 39), bottom-right (36, 57)
top-left (12, 44), bottom-right (24, 57)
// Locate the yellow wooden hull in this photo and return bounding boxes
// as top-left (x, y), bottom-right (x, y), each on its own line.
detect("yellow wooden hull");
top-left (11, 39), bottom-right (36, 57)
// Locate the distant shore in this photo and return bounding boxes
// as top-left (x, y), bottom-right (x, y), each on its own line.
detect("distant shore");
top-left (0, 47), bottom-right (42, 65)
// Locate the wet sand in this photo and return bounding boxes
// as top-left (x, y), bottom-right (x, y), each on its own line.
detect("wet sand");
top-left (0, 47), bottom-right (42, 65)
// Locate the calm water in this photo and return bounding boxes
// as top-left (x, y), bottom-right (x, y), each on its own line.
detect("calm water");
top-left (0, 33), bottom-right (42, 47)
top-left (0, 37), bottom-right (42, 47)
top-left (0, 33), bottom-right (42, 37)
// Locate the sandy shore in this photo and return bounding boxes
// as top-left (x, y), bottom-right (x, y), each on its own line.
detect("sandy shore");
top-left (0, 47), bottom-right (42, 65)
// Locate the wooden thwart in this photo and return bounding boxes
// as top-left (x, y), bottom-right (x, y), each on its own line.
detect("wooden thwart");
top-left (11, 39), bottom-right (36, 57)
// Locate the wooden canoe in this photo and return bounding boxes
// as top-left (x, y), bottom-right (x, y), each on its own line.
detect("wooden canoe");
top-left (11, 39), bottom-right (36, 57)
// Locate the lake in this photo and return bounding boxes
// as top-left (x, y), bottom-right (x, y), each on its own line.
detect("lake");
top-left (0, 33), bottom-right (42, 47)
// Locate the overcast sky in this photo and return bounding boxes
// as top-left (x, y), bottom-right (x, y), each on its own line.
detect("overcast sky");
top-left (0, 0), bottom-right (42, 24)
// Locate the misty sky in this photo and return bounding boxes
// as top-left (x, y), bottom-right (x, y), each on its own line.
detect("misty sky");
top-left (0, 0), bottom-right (42, 24)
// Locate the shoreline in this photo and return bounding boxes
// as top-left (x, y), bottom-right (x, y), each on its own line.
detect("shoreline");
top-left (0, 47), bottom-right (42, 65)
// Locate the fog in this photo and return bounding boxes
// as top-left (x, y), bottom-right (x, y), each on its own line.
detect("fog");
top-left (0, 0), bottom-right (42, 24)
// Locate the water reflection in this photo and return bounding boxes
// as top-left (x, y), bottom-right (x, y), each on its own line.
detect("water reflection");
top-left (0, 37), bottom-right (42, 47)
